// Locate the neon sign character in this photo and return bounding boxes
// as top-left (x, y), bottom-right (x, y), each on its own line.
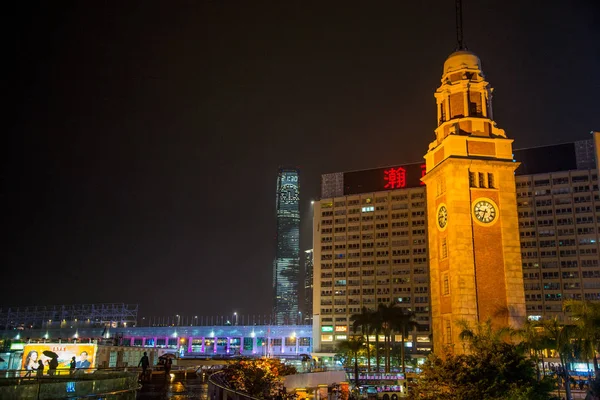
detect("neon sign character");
top-left (384, 167), bottom-right (407, 189)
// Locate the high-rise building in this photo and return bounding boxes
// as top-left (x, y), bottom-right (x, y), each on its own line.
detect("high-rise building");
top-left (304, 249), bottom-right (314, 325)
top-left (313, 164), bottom-right (432, 353)
top-left (513, 137), bottom-right (600, 318)
top-left (311, 51), bottom-right (600, 353)
top-left (274, 168), bottom-right (301, 325)
top-left (422, 50), bottom-right (526, 354)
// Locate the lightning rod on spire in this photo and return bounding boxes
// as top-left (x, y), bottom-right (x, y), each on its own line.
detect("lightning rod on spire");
top-left (456, 0), bottom-right (465, 50)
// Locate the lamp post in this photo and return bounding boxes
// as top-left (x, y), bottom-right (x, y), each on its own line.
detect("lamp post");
top-left (176, 315), bottom-right (180, 326)
top-left (194, 316), bottom-right (198, 326)
top-left (234, 312), bottom-right (238, 326)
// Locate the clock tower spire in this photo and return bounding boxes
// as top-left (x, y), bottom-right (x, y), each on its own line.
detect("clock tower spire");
top-left (422, 49), bottom-right (526, 355)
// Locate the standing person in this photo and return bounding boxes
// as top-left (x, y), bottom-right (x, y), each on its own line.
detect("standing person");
top-left (164, 357), bottom-right (172, 380)
top-left (36, 360), bottom-right (44, 378)
top-left (70, 357), bottom-right (76, 375)
top-left (48, 356), bottom-right (59, 376)
top-left (138, 352), bottom-right (149, 382)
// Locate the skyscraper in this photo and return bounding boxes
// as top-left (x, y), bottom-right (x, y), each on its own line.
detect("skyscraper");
top-left (274, 168), bottom-right (300, 325)
top-left (303, 249), bottom-right (314, 325)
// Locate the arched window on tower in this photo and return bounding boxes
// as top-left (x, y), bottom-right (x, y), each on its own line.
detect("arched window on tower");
top-left (468, 90), bottom-right (483, 117)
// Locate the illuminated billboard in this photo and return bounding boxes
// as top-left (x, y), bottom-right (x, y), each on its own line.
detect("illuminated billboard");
top-left (321, 162), bottom-right (426, 198)
top-left (343, 163), bottom-right (426, 195)
top-left (21, 343), bottom-right (97, 371)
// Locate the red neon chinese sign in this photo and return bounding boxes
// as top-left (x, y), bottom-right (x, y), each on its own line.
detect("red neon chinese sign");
top-left (382, 164), bottom-right (426, 189)
top-left (384, 167), bottom-right (406, 189)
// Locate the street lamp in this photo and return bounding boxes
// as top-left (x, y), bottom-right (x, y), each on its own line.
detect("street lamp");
top-left (298, 311), bottom-right (302, 325)
top-left (234, 312), bottom-right (238, 326)
top-left (194, 316), bottom-right (198, 326)
top-left (176, 315), bottom-right (180, 326)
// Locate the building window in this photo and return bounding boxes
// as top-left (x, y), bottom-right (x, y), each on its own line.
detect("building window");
top-left (478, 172), bottom-right (486, 188)
top-left (442, 273), bottom-right (450, 296)
top-left (488, 173), bottom-right (495, 189)
top-left (469, 172), bottom-right (476, 188)
top-left (445, 320), bottom-right (452, 344)
top-left (440, 237), bottom-right (448, 260)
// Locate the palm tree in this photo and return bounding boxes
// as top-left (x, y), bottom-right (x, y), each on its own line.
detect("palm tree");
top-left (369, 308), bottom-right (383, 372)
top-left (564, 299), bottom-right (600, 376)
top-left (337, 337), bottom-right (364, 389)
top-left (391, 308), bottom-right (419, 374)
top-left (539, 317), bottom-right (577, 400)
top-left (377, 303), bottom-right (394, 373)
top-left (350, 307), bottom-right (374, 372)
top-left (376, 303), bottom-right (419, 373)
top-left (515, 319), bottom-right (546, 381)
top-left (456, 318), bottom-right (514, 353)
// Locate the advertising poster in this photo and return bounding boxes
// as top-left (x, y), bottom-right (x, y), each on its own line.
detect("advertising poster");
top-left (21, 343), bottom-right (97, 371)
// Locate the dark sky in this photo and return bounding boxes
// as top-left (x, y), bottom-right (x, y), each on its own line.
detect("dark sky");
top-left (4, 1), bottom-right (599, 320)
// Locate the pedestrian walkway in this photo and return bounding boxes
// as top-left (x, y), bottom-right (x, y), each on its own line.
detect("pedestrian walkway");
top-left (137, 373), bottom-right (208, 399)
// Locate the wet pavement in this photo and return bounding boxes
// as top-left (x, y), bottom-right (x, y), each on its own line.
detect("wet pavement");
top-left (136, 373), bottom-right (208, 400)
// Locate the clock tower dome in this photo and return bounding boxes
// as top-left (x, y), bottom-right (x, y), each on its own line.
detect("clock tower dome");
top-left (421, 50), bottom-right (526, 355)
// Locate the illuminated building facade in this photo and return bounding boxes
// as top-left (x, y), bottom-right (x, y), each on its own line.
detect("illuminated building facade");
top-left (514, 136), bottom-right (600, 319)
top-left (0, 324), bottom-right (312, 358)
top-left (274, 168), bottom-right (301, 325)
top-left (311, 52), bottom-right (600, 354)
top-left (422, 50), bottom-right (526, 354)
top-left (303, 249), bottom-right (314, 325)
top-left (313, 163), bottom-right (432, 353)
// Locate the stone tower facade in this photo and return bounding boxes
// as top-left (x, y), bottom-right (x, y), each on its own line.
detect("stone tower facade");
top-left (422, 51), bottom-right (526, 355)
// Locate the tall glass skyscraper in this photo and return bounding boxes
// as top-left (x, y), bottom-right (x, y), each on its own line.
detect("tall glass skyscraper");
top-left (273, 168), bottom-right (300, 325)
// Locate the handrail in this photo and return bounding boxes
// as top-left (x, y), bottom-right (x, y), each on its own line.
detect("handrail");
top-left (0, 367), bottom-right (144, 382)
top-left (208, 370), bottom-right (262, 400)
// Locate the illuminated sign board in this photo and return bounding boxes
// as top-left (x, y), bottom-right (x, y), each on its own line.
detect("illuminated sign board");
top-left (343, 163), bottom-right (426, 195)
top-left (321, 335), bottom-right (333, 342)
top-left (334, 326), bottom-right (347, 332)
top-left (358, 373), bottom-right (405, 381)
top-left (321, 326), bottom-right (334, 332)
top-left (22, 343), bottom-right (97, 371)
top-left (10, 343), bottom-right (24, 350)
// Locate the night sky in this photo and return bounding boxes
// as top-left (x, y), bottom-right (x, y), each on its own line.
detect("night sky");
top-left (4, 1), bottom-right (599, 320)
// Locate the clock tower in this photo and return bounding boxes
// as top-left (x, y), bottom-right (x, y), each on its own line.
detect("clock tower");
top-left (421, 50), bottom-right (526, 355)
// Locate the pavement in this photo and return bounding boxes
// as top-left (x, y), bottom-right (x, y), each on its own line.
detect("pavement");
top-left (136, 372), bottom-right (208, 399)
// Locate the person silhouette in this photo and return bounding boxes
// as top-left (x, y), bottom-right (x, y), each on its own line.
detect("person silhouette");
top-left (70, 357), bottom-right (76, 375)
top-left (138, 352), bottom-right (150, 382)
top-left (48, 356), bottom-right (58, 376)
top-left (36, 360), bottom-right (44, 377)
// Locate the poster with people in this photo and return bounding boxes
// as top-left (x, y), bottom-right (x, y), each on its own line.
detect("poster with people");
top-left (21, 343), bottom-right (97, 372)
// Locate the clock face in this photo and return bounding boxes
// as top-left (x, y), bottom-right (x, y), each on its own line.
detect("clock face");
top-left (280, 183), bottom-right (299, 204)
top-left (437, 205), bottom-right (448, 229)
top-left (473, 200), bottom-right (496, 224)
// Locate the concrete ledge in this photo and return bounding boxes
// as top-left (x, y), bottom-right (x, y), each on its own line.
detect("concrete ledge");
top-left (0, 371), bottom-right (139, 400)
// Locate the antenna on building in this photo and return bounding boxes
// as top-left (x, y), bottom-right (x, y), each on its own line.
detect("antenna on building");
top-left (455, 0), bottom-right (466, 50)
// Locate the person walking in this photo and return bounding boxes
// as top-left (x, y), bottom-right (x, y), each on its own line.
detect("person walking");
top-left (70, 357), bottom-right (76, 375)
top-left (36, 360), bottom-right (44, 378)
top-left (164, 357), bottom-right (172, 380)
top-left (138, 352), bottom-right (150, 382)
top-left (48, 356), bottom-right (58, 376)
